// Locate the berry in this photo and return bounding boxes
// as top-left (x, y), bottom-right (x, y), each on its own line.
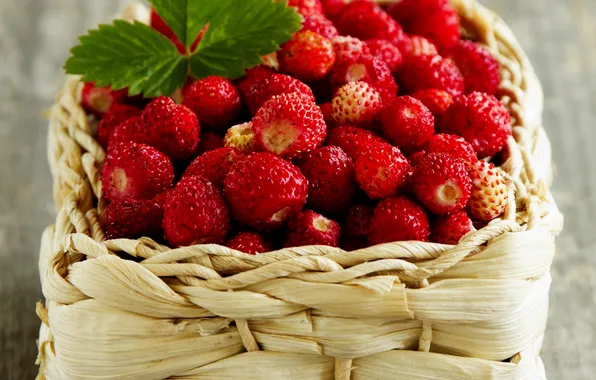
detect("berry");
top-left (411, 153), bottom-right (471, 215)
top-left (467, 161), bottom-right (508, 222)
top-left (326, 126), bottom-right (386, 161)
top-left (321, 0), bottom-right (346, 21)
top-left (411, 89), bottom-right (453, 116)
top-left (224, 122), bottom-right (255, 153)
top-left (387, 0), bottom-right (450, 26)
top-left (331, 36), bottom-right (371, 61)
top-left (109, 116), bottom-right (145, 147)
top-left (446, 40), bottom-right (501, 95)
top-left (343, 204), bottom-right (374, 237)
top-left (197, 132), bottom-right (224, 154)
top-left (252, 93), bottom-right (326, 158)
top-left (242, 73), bottom-right (315, 115)
top-left (163, 176), bottom-right (230, 247)
top-left (103, 193), bottom-right (165, 240)
top-left (408, 150), bottom-right (427, 166)
top-left (287, 0), bottom-right (325, 17)
top-left (284, 210), bottom-right (341, 248)
top-left (366, 38), bottom-right (403, 74)
top-left (296, 146), bottom-right (357, 215)
top-left (224, 153), bottom-right (308, 230)
top-left (302, 14), bottom-right (339, 39)
top-left (430, 211), bottom-right (474, 245)
top-left (225, 232), bottom-right (272, 254)
top-left (380, 96), bottom-right (435, 152)
top-left (82, 82), bottom-right (127, 117)
top-left (331, 81), bottom-right (384, 127)
top-left (438, 92), bottom-right (512, 158)
top-left (101, 142), bottom-right (174, 201)
top-left (237, 65), bottom-right (277, 98)
top-left (97, 104), bottom-right (141, 148)
top-left (424, 134), bottom-right (477, 169)
top-left (319, 102), bottom-right (336, 128)
top-left (369, 196), bottom-right (430, 245)
top-left (184, 148), bottom-right (245, 188)
top-left (335, 0), bottom-right (406, 46)
top-left (279, 30), bottom-right (336, 82)
top-left (142, 96), bottom-right (200, 161)
top-left (399, 35), bottom-right (438, 59)
top-left (410, 9), bottom-right (461, 51)
top-left (355, 144), bottom-right (412, 199)
top-left (182, 76), bottom-right (242, 131)
top-left (398, 55), bottom-right (464, 97)
top-left (330, 55), bottom-right (398, 102)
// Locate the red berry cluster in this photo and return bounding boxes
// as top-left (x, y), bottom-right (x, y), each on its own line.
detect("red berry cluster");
top-left (92, 0), bottom-right (512, 253)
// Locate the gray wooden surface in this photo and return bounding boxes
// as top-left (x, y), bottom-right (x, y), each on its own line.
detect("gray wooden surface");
top-left (0, 0), bottom-right (594, 379)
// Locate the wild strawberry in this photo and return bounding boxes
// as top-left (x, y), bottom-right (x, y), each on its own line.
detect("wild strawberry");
top-left (101, 142), bottom-right (174, 201)
top-left (320, 0), bottom-right (346, 21)
top-left (366, 39), bottom-right (403, 74)
top-left (108, 116), bottom-right (146, 147)
top-left (284, 210), bottom-right (341, 248)
top-left (102, 193), bottom-right (166, 240)
top-left (182, 76), bottom-right (242, 131)
top-left (302, 14), bottom-right (339, 39)
top-left (225, 232), bottom-right (272, 254)
top-left (408, 150), bottom-right (427, 166)
top-left (387, 0), bottom-right (450, 26)
top-left (279, 30), bottom-right (336, 82)
top-left (410, 9), bottom-right (461, 51)
top-left (398, 55), bottom-right (464, 97)
top-left (326, 125), bottom-right (386, 161)
top-left (331, 81), bottom-right (384, 127)
top-left (252, 93), bottom-right (326, 158)
top-left (237, 65), bottom-right (277, 98)
top-left (411, 89), bottom-right (453, 116)
top-left (184, 148), bottom-right (245, 188)
top-left (142, 96), bottom-right (200, 161)
top-left (319, 102), bottom-right (336, 128)
top-left (380, 96), bottom-right (434, 153)
top-left (242, 73), bottom-right (315, 115)
top-left (355, 144), bottom-right (412, 199)
top-left (411, 153), bottom-right (471, 215)
top-left (399, 35), bottom-right (438, 59)
top-left (330, 55), bottom-right (398, 102)
top-left (424, 134), bottom-right (477, 169)
top-left (369, 196), bottom-right (430, 245)
top-left (224, 152), bottom-right (308, 230)
top-left (467, 161), bottom-right (508, 222)
top-left (343, 204), bottom-right (374, 237)
top-left (224, 122), bottom-right (255, 153)
top-left (197, 132), bottom-right (224, 154)
top-left (163, 176), bottom-right (230, 247)
top-left (438, 92), bottom-right (512, 158)
top-left (331, 36), bottom-right (371, 61)
top-left (446, 40), bottom-right (501, 95)
top-left (97, 104), bottom-right (141, 148)
top-left (297, 146), bottom-right (357, 215)
top-left (82, 82), bottom-right (128, 117)
top-left (430, 210), bottom-right (475, 245)
top-left (287, 0), bottom-right (325, 17)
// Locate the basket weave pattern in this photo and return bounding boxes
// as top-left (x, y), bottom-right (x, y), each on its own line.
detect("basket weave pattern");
top-left (37, 0), bottom-right (563, 379)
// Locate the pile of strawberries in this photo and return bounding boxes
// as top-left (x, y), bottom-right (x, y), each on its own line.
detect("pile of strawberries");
top-left (84, 0), bottom-right (512, 254)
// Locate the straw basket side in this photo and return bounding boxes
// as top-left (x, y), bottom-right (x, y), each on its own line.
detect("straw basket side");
top-left (36, 0), bottom-right (563, 379)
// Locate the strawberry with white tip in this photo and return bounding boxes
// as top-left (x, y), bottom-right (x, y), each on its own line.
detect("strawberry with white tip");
top-left (468, 160), bottom-right (509, 221)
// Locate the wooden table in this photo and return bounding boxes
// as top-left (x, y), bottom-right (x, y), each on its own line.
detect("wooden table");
top-left (0, 0), bottom-right (593, 379)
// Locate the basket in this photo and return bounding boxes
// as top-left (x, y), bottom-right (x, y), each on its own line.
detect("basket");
top-left (36, 0), bottom-right (564, 379)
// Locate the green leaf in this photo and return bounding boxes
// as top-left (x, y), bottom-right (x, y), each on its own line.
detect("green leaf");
top-left (190, 0), bottom-right (302, 79)
top-left (64, 20), bottom-right (187, 98)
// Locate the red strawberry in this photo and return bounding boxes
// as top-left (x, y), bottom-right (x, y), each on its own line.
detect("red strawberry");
top-left (409, 9), bottom-right (461, 51)
top-left (101, 142), bottom-right (174, 201)
top-left (430, 210), bottom-right (475, 244)
top-left (103, 193), bottom-right (166, 240)
top-left (97, 104), bottom-right (141, 148)
top-left (408, 150), bottom-right (427, 166)
top-left (108, 116), bottom-right (146, 147)
top-left (424, 133), bottom-right (477, 169)
top-left (237, 65), bottom-right (277, 98)
top-left (319, 102), bottom-right (336, 128)
top-left (399, 35), bottom-right (438, 59)
top-left (284, 210), bottom-right (341, 248)
top-left (184, 148), bottom-right (245, 188)
top-left (288, 0), bottom-right (325, 16)
top-left (468, 161), bottom-right (508, 222)
top-left (438, 92), bottom-right (512, 158)
top-left (82, 82), bottom-right (128, 117)
top-left (252, 93), bottom-right (326, 158)
top-left (331, 36), bottom-right (371, 61)
top-left (224, 122), bottom-right (255, 153)
top-left (446, 40), bottom-right (501, 95)
top-left (197, 132), bottom-right (224, 154)
top-left (182, 76), bottom-right (242, 131)
top-left (224, 152), bottom-right (308, 230)
top-left (398, 55), bottom-right (464, 97)
top-left (326, 126), bottom-right (386, 161)
top-left (163, 176), bottom-right (230, 247)
top-left (380, 96), bottom-right (435, 153)
top-left (330, 55), bottom-right (398, 102)
top-left (279, 30), bottom-right (336, 82)
top-left (302, 14), bottom-right (339, 39)
top-left (411, 89), bottom-right (453, 116)
top-left (297, 146), bottom-right (357, 215)
top-left (387, 0), bottom-right (450, 26)
top-left (355, 144), bottom-right (412, 199)
top-left (411, 153), bottom-right (471, 215)
top-left (343, 204), bottom-right (374, 237)
top-left (369, 196), bottom-right (430, 245)
top-left (321, 0), bottom-right (346, 21)
top-left (331, 81), bottom-right (384, 127)
top-left (225, 232), bottom-right (272, 254)
top-left (366, 38), bottom-right (403, 74)
top-left (242, 73), bottom-right (315, 115)
top-left (142, 96), bottom-right (200, 161)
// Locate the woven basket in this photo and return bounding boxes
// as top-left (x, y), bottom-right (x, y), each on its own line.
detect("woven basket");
top-left (36, 0), bottom-right (564, 379)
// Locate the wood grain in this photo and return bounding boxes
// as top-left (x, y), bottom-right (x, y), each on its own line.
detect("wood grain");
top-left (0, 0), bottom-right (593, 379)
